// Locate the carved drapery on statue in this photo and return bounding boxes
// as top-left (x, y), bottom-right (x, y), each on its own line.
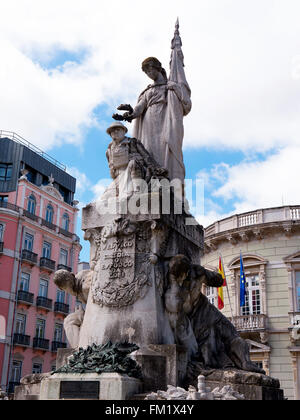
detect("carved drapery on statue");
top-left (115, 20), bottom-right (191, 184)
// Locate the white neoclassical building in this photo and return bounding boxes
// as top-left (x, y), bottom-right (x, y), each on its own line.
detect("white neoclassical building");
top-left (201, 205), bottom-right (300, 400)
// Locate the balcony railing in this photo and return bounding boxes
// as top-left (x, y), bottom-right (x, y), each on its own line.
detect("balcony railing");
top-left (54, 302), bottom-right (69, 315)
top-left (0, 130), bottom-right (66, 171)
top-left (0, 242), bottom-right (3, 253)
top-left (17, 290), bottom-right (34, 305)
top-left (0, 201), bottom-right (20, 213)
top-left (33, 337), bottom-right (50, 351)
top-left (59, 228), bottom-right (73, 239)
top-left (51, 341), bottom-right (67, 353)
top-left (230, 314), bottom-right (268, 332)
top-left (23, 209), bottom-right (39, 222)
top-left (206, 206), bottom-right (300, 237)
top-left (57, 264), bottom-right (72, 272)
top-left (13, 333), bottom-right (30, 347)
top-left (22, 249), bottom-right (38, 265)
top-left (41, 219), bottom-right (56, 231)
top-left (36, 296), bottom-right (53, 311)
top-left (40, 257), bottom-right (56, 272)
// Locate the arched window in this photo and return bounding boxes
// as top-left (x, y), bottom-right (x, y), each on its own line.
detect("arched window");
top-left (45, 204), bottom-right (54, 223)
top-left (27, 195), bottom-right (36, 215)
top-left (62, 213), bottom-right (69, 231)
top-left (228, 253), bottom-right (267, 317)
top-left (0, 224), bottom-right (3, 242)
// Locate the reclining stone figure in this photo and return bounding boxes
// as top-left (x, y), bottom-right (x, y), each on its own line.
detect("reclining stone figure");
top-left (165, 255), bottom-right (264, 374)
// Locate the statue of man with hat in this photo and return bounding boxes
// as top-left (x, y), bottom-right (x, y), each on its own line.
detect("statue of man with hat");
top-left (101, 122), bottom-right (167, 201)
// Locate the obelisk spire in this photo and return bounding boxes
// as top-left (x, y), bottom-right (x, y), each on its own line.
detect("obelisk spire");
top-left (171, 17), bottom-right (183, 51)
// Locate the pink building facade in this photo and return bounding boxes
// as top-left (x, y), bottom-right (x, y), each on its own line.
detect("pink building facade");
top-left (0, 133), bottom-right (81, 394)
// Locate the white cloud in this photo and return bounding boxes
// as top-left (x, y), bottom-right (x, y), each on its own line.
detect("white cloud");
top-left (67, 167), bottom-right (92, 194)
top-left (199, 146), bottom-right (300, 227)
top-left (91, 179), bottom-right (112, 202)
top-left (0, 0), bottom-right (300, 153)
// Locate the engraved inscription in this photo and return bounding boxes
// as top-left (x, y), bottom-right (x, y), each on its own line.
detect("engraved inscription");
top-left (91, 228), bottom-right (151, 308)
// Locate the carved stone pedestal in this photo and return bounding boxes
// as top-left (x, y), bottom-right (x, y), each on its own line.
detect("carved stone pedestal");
top-left (39, 373), bottom-right (142, 401)
top-left (79, 194), bottom-right (204, 350)
top-left (184, 367), bottom-right (285, 401)
top-left (135, 344), bottom-right (188, 392)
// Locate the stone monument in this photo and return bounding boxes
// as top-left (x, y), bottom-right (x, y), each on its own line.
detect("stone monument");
top-left (16, 20), bottom-right (284, 401)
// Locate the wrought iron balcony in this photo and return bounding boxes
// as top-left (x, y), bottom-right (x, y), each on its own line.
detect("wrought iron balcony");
top-left (59, 228), bottom-right (73, 239)
top-left (41, 218), bottom-right (56, 231)
top-left (230, 314), bottom-right (268, 332)
top-left (13, 333), bottom-right (30, 347)
top-left (17, 290), bottom-right (34, 305)
top-left (51, 341), bottom-right (67, 353)
top-left (0, 242), bottom-right (3, 253)
top-left (0, 201), bottom-right (20, 213)
top-left (54, 302), bottom-right (69, 315)
top-left (57, 264), bottom-right (72, 272)
top-left (40, 257), bottom-right (56, 272)
top-left (23, 209), bottom-right (39, 222)
top-left (36, 296), bottom-right (53, 311)
top-left (33, 337), bottom-right (50, 351)
top-left (22, 249), bottom-right (38, 265)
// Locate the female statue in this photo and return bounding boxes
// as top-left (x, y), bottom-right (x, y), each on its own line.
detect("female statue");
top-left (114, 21), bottom-right (192, 184)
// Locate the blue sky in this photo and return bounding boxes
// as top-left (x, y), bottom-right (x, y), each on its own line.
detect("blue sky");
top-left (1, 0), bottom-right (300, 262)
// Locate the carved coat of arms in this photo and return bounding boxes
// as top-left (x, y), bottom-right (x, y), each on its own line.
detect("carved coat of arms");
top-left (91, 220), bottom-right (151, 308)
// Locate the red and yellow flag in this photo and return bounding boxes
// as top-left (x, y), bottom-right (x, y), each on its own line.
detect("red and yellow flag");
top-left (218, 257), bottom-right (227, 310)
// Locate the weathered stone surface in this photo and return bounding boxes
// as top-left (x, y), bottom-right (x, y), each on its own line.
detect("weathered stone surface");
top-left (39, 373), bottom-right (142, 401)
top-left (184, 365), bottom-right (284, 400)
top-left (144, 376), bottom-right (245, 400)
top-left (56, 348), bottom-right (75, 370)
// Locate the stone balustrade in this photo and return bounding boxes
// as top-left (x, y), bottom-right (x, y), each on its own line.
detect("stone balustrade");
top-left (229, 314), bottom-right (268, 332)
top-left (206, 206), bottom-right (300, 237)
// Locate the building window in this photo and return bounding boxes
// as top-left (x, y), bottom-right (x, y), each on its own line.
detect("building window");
top-left (56, 289), bottom-right (65, 304)
top-left (36, 319), bottom-right (46, 339)
top-left (24, 233), bottom-right (34, 252)
top-left (0, 223), bottom-right (3, 242)
top-left (0, 196), bottom-right (8, 205)
top-left (19, 273), bottom-right (30, 292)
top-left (242, 274), bottom-right (261, 316)
top-left (45, 204), bottom-right (54, 223)
top-left (54, 324), bottom-right (63, 343)
top-left (32, 363), bottom-right (43, 374)
top-left (27, 195), bottom-right (36, 215)
top-left (10, 361), bottom-right (22, 384)
top-left (206, 286), bottom-right (216, 306)
top-left (0, 163), bottom-right (12, 181)
top-left (42, 242), bottom-right (52, 259)
top-left (296, 272), bottom-right (300, 312)
top-left (15, 314), bottom-right (26, 335)
top-left (254, 361), bottom-right (264, 371)
top-left (62, 213), bottom-right (70, 231)
top-left (59, 249), bottom-right (68, 266)
top-left (38, 279), bottom-right (48, 298)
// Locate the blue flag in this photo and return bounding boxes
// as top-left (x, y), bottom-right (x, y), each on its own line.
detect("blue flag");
top-left (240, 252), bottom-right (246, 307)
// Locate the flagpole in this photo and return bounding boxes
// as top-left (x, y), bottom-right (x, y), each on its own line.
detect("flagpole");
top-left (220, 254), bottom-right (234, 319)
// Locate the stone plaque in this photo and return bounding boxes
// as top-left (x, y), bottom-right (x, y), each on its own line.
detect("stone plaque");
top-left (60, 381), bottom-right (99, 400)
top-left (91, 227), bottom-right (152, 308)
